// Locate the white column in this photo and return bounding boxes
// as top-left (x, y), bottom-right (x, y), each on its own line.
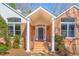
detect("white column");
top-left (52, 18), bottom-right (55, 52)
top-left (35, 26), bottom-right (38, 40)
top-left (13, 24), bottom-right (15, 36)
top-left (44, 26), bottom-right (46, 41)
top-left (26, 18), bottom-right (30, 52)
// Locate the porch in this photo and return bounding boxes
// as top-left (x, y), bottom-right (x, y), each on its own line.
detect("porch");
top-left (25, 7), bottom-right (55, 53)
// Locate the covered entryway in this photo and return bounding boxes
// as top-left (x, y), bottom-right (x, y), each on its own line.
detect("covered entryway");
top-left (25, 7), bottom-right (56, 53)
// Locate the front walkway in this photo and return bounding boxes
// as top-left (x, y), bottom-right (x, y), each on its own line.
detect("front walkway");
top-left (0, 48), bottom-right (57, 56)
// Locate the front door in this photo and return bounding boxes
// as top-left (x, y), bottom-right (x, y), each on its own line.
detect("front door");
top-left (35, 26), bottom-right (46, 41)
top-left (38, 28), bottom-right (44, 40)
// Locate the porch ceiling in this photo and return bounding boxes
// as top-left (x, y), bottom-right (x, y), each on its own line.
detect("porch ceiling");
top-left (30, 9), bottom-right (52, 26)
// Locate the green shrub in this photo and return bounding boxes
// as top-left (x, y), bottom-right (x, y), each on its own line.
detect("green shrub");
top-left (0, 16), bottom-right (8, 44)
top-left (5, 36), bottom-right (12, 48)
top-left (13, 35), bottom-right (20, 48)
top-left (0, 16), bottom-right (8, 38)
top-left (55, 35), bottom-right (63, 51)
top-left (55, 35), bottom-right (67, 55)
top-left (0, 44), bottom-right (9, 54)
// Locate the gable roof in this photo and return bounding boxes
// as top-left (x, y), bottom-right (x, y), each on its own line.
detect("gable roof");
top-left (2, 3), bottom-right (25, 19)
top-left (56, 5), bottom-right (79, 18)
top-left (25, 6), bottom-right (56, 19)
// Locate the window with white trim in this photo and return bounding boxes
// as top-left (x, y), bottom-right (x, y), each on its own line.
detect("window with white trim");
top-left (61, 18), bottom-right (75, 38)
top-left (7, 18), bottom-right (21, 36)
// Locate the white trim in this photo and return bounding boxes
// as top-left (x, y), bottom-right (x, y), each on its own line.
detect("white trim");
top-left (13, 24), bottom-right (15, 36)
top-left (52, 18), bottom-right (55, 52)
top-left (26, 18), bottom-right (30, 52)
top-left (25, 6), bottom-right (56, 19)
top-left (56, 5), bottom-right (79, 19)
top-left (35, 26), bottom-right (38, 40)
top-left (8, 22), bottom-right (21, 24)
top-left (44, 26), bottom-right (46, 41)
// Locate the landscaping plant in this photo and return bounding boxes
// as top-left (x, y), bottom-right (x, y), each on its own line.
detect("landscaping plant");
top-left (55, 35), bottom-right (68, 56)
top-left (0, 44), bottom-right (9, 55)
top-left (13, 35), bottom-right (20, 48)
top-left (0, 16), bottom-right (8, 38)
top-left (0, 16), bottom-right (12, 54)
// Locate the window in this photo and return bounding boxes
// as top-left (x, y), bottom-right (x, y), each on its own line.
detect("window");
top-left (8, 24), bottom-right (14, 36)
top-left (61, 18), bottom-right (75, 22)
top-left (7, 17), bottom-right (21, 36)
top-left (69, 24), bottom-right (75, 37)
top-left (7, 18), bottom-right (21, 22)
top-left (8, 24), bottom-right (20, 36)
top-left (61, 18), bottom-right (75, 38)
top-left (61, 24), bottom-right (67, 38)
top-left (15, 24), bottom-right (20, 35)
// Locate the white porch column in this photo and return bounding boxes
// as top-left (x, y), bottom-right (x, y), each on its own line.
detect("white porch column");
top-left (26, 18), bottom-right (30, 52)
top-left (44, 26), bottom-right (46, 41)
top-left (51, 18), bottom-right (55, 52)
top-left (35, 26), bottom-right (38, 40)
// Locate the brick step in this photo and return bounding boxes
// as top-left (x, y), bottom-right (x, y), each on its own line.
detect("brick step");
top-left (33, 48), bottom-right (45, 50)
top-left (33, 51), bottom-right (43, 52)
top-left (32, 41), bottom-right (48, 53)
top-left (33, 49), bottom-right (48, 51)
top-left (33, 48), bottom-right (46, 50)
top-left (33, 46), bottom-right (47, 48)
top-left (34, 46), bottom-right (46, 48)
top-left (34, 44), bottom-right (44, 45)
top-left (34, 45), bottom-right (44, 47)
top-left (35, 42), bottom-right (44, 44)
top-left (33, 49), bottom-right (48, 53)
top-left (33, 49), bottom-right (44, 51)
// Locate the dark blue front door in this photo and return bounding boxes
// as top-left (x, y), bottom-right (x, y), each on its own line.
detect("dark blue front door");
top-left (38, 28), bottom-right (43, 40)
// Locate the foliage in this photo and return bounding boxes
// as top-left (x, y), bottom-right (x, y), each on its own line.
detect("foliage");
top-left (8, 3), bottom-right (16, 9)
top-left (55, 35), bottom-right (68, 55)
top-left (13, 35), bottom-right (20, 48)
top-left (0, 16), bottom-right (11, 54)
top-left (0, 44), bottom-right (9, 54)
top-left (0, 16), bottom-right (10, 46)
top-left (5, 36), bottom-right (12, 48)
top-left (0, 16), bottom-right (8, 38)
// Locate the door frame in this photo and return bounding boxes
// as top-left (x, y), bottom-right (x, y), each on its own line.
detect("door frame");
top-left (35, 26), bottom-right (46, 41)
